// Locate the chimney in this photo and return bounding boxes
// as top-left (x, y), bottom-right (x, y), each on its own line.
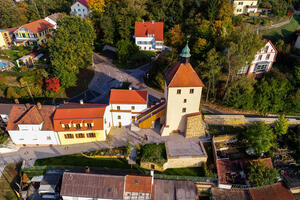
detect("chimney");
top-left (142, 20), bottom-right (144, 24)
top-left (152, 20), bottom-right (155, 24)
top-left (80, 99), bottom-right (84, 104)
top-left (129, 85), bottom-right (132, 90)
top-left (150, 169), bottom-right (154, 185)
top-left (25, 103), bottom-right (30, 109)
top-left (14, 99), bottom-right (19, 104)
top-left (85, 166), bottom-right (90, 173)
top-left (37, 102), bottom-right (42, 109)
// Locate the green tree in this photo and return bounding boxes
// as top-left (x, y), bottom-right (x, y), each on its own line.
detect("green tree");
top-left (274, 114), bottom-right (289, 136)
top-left (48, 16), bottom-right (96, 88)
top-left (295, 64), bottom-right (300, 82)
top-left (246, 160), bottom-right (279, 187)
top-left (208, 0), bottom-right (218, 21)
top-left (116, 40), bottom-right (138, 64)
top-left (0, 0), bottom-right (19, 28)
top-left (241, 122), bottom-right (275, 155)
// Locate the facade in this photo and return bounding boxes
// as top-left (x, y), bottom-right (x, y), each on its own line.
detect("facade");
top-left (109, 89), bottom-right (148, 127)
top-left (0, 30), bottom-right (13, 49)
top-left (44, 13), bottom-right (64, 29)
top-left (161, 43), bottom-right (204, 136)
top-left (13, 19), bottom-right (54, 46)
top-left (295, 33), bottom-right (300, 50)
top-left (70, 0), bottom-right (89, 18)
top-left (233, 0), bottom-right (258, 15)
top-left (134, 21), bottom-right (164, 51)
top-left (53, 103), bottom-right (111, 145)
top-left (6, 104), bottom-right (60, 146)
top-left (240, 40), bottom-right (277, 76)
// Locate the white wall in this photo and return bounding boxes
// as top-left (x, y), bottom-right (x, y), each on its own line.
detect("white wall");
top-left (103, 105), bottom-right (112, 138)
top-left (44, 17), bottom-right (57, 29)
top-left (71, 2), bottom-right (89, 18)
top-left (135, 37), bottom-right (163, 51)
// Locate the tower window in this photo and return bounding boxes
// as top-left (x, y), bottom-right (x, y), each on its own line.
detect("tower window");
top-left (177, 89), bottom-right (181, 94)
top-left (117, 106), bottom-right (120, 110)
top-left (184, 99), bottom-right (187, 103)
top-left (190, 89), bottom-right (194, 94)
top-left (182, 108), bottom-right (186, 113)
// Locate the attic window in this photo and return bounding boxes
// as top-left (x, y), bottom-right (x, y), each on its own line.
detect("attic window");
top-left (136, 180), bottom-right (139, 184)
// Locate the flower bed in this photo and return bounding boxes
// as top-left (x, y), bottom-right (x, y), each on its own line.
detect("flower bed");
top-left (83, 147), bottom-right (126, 158)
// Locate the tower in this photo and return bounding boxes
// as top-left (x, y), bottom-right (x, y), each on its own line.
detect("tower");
top-left (161, 42), bottom-right (204, 136)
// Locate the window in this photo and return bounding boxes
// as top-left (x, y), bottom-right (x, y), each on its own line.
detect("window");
top-left (182, 108), bottom-right (186, 113)
top-left (78, 9), bottom-right (81, 11)
top-left (258, 55), bottom-right (262, 61)
top-left (118, 122), bottom-right (122, 128)
top-left (46, 136), bottom-right (51, 140)
top-left (237, 9), bottom-right (242, 12)
top-left (76, 123), bottom-right (81, 129)
top-left (64, 124), bottom-right (70, 130)
top-left (190, 89), bottom-right (194, 94)
top-left (183, 99), bottom-right (187, 103)
top-left (75, 133), bottom-right (85, 138)
top-left (118, 115), bottom-right (121, 119)
top-left (87, 133), bottom-right (96, 138)
top-left (144, 47), bottom-right (146, 50)
top-left (64, 134), bottom-right (74, 139)
top-left (22, 33), bottom-right (26, 38)
top-left (87, 123), bottom-right (93, 129)
top-left (266, 54), bottom-right (270, 60)
top-left (177, 89), bottom-right (181, 94)
top-left (19, 138), bottom-right (24, 140)
top-left (131, 106), bottom-right (135, 110)
top-left (265, 46), bottom-right (269, 52)
top-left (238, 2), bottom-right (243, 5)
top-left (254, 63), bottom-right (269, 73)
top-left (132, 116), bottom-right (135, 122)
top-left (117, 106), bottom-right (120, 110)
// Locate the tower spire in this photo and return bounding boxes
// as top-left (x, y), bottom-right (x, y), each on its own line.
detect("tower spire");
top-left (180, 41), bottom-right (191, 64)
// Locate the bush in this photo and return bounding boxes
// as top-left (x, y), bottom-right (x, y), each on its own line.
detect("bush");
top-left (141, 144), bottom-right (167, 166)
top-left (233, 16), bottom-right (243, 26)
top-left (6, 87), bottom-right (20, 99)
top-left (253, 17), bottom-right (260, 25)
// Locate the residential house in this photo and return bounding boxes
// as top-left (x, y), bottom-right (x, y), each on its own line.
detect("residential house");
top-left (134, 21), bottom-right (164, 51)
top-left (232, 0), bottom-right (258, 15)
top-left (161, 43), bottom-right (204, 136)
top-left (295, 33), bottom-right (300, 50)
top-left (0, 30), bottom-right (13, 49)
top-left (249, 183), bottom-right (295, 200)
top-left (70, 0), bottom-right (89, 18)
top-left (0, 104), bottom-right (14, 124)
top-left (109, 89), bottom-right (148, 128)
top-left (6, 104), bottom-right (60, 146)
top-left (240, 40), bottom-right (277, 77)
top-left (13, 19), bottom-right (54, 46)
top-left (53, 102), bottom-right (112, 145)
top-left (124, 175), bottom-right (153, 200)
top-left (44, 13), bottom-right (64, 29)
top-left (17, 52), bottom-right (44, 66)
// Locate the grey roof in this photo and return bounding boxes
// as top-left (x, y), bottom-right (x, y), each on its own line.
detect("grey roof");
top-left (39, 173), bottom-right (62, 193)
top-left (0, 104), bottom-right (14, 115)
top-left (60, 172), bottom-right (124, 199)
top-left (154, 179), bottom-right (196, 200)
top-left (46, 13), bottom-right (63, 22)
top-left (166, 139), bottom-right (206, 158)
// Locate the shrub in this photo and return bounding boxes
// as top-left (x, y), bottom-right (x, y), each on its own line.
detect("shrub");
top-left (253, 17), bottom-right (260, 25)
top-left (46, 77), bottom-right (61, 93)
top-left (141, 144), bottom-right (167, 166)
top-left (6, 87), bottom-right (20, 99)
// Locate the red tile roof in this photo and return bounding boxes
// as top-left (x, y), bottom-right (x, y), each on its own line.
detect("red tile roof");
top-left (125, 175), bottom-right (152, 193)
top-left (17, 19), bottom-right (54, 34)
top-left (165, 62), bottom-right (204, 87)
top-left (109, 89), bottom-right (148, 105)
top-left (6, 104), bottom-right (56, 131)
top-left (78, 0), bottom-right (89, 8)
top-left (4, 26), bottom-right (19, 33)
top-left (249, 183), bottom-right (295, 200)
top-left (135, 21), bottom-right (164, 41)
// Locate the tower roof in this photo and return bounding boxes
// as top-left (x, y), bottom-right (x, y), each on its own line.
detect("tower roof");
top-left (180, 42), bottom-right (191, 58)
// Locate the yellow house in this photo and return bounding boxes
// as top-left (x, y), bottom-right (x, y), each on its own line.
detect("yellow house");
top-left (0, 30), bottom-right (13, 49)
top-left (53, 103), bottom-right (112, 145)
top-left (13, 19), bottom-right (54, 46)
top-left (233, 0), bottom-right (258, 15)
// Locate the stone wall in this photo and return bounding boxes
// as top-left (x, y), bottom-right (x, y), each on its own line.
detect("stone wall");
top-left (163, 155), bottom-right (207, 169)
top-left (185, 113), bottom-right (206, 138)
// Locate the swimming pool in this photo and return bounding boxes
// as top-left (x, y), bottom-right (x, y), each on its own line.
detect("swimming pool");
top-left (0, 62), bottom-right (8, 67)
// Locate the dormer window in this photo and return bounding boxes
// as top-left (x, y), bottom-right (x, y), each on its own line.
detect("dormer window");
top-left (76, 123), bottom-right (81, 129)
top-left (87, 123), bottom-right (93, 129)
top-left (63, 124), bottom-right (70, 130)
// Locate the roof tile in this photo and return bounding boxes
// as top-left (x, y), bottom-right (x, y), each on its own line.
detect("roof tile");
top-left (135, 21), bottom-right (164, 41)
top-left (109, 89), bottom-right (148, 105)
top-left (17, 19), bottom-right (54, 34)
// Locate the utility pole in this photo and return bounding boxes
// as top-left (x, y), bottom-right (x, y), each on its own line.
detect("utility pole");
top-left (25, 82), bottom-right (35, 104)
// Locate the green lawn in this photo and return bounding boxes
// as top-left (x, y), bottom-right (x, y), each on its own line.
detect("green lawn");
top-left (162, 167), bottom-right (204, 176)
top-left (262, 15), bottom-right (300, 42)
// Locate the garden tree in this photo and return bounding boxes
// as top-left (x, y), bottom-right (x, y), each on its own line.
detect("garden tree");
top-left (241, 122), bottom-right (275, 155)
top-left (246, 160), bottom-right (279, 187)
top-left (45, 77), bottom-right (61, 93)
top-left (224, 76), bottom-right (256, 110)
top-left (0, 0), bottom-right (20, 28)
top-left (165, 25), bottom-right (185, 50)
top-left (88, 0), bottom-right (107, 13)
top-left (99, 15), bottom-right (115, 45)
top-left (193, 38), bottom-right (207, 55)
top-left (116, 40), bottom-right (138, 64)
top-left (48, 16), bottom-right (96, 88)
top-left (208, 0), bottom-right (218, 21)
top-left (274, 114), bottom-right (289, 136)
top-left (126, 0), bottom-right (148, 20)
top-left (198, 48), bottom-right (222, 102)
top-left (217, 0), bottom-right (233, 21)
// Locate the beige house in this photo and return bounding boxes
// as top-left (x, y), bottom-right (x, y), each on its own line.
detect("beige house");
top-left (0, 30), bottom-right (13, 49)
top-left (161, 43), bottom-right (204, 136)
top-left (232, 0), bottom-right (258, 15)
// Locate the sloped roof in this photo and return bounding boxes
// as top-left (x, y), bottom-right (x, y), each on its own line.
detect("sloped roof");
top-left (211, 188), bottom-right (251, 200)
top-left (165, 62), bottom-right (204, 87)
top-left (60, 172), bottom-right (124, 199)
top-left (249, 183), bottom-right (295, 200)
top-left (78, 0), bottom-right (89, 8)
top-left (109, 89), bottom-right (148, 105)
top-left (16, 19), bottom-right (54, 34)
top-left (45, 13), bottom-right (64, 22)
top-left (125, 175), bottom-right (152, 193)
top-left (135, 21), bottom-right (164, 41)
top-left (4, 26), bottom-right (19, 33)
top-left (6, 104), bottom-right (56, 131)
top-left (0, 104), bottom-right (14, 115)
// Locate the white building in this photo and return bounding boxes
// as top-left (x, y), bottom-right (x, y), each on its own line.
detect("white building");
top-left (6, 104), bottom-right (60, 146)
top-left (239, 40), bottom-right (277, 76)
top-left (109, 89), bottom-right (148, 127)
top-left (232, 0), bottom-right (258, 15)
top-left (161, 43), bottom-right (204, 136)
top-left (70, 0), bottom-right (89, 18)
top-left (134, 21), bottom-right (164, 51)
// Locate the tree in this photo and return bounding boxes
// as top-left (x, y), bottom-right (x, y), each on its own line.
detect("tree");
top-left (241, 122), bottom-right (275, 155)
top-left (48, 16), bottom-right (96, 88)
top-left (46, 77), bottom-right (61, 93)
top-left (88, 0), bottom-right (106, 13)
top-left (246, 160), bottom-right (279, 187)
top-left (0, 0), bottom-right (20, 28)
top-left (166, 25), bottom-right (184, 50)
top-left (274, 114), bottom-right (289, 136)
top-left (295, 64), bottom-right (300, 82)
top-left (208, 0), bottom-right (218, 21)
top-left (116, 40), bottom-right (138, 64)
top-left (6, 87), bottom-right (20, 99)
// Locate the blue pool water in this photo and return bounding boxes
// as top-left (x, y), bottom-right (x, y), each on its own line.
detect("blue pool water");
top-left (0, 62), bottom-right (8, 67)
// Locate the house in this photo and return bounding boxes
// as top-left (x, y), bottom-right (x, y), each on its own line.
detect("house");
top-left (60, 172), bottom-right (125, 200)
top-left (124, 175), bottom-right (153, 200)
top-left (53, 102), bottom-right (112, 145)
top-left (6, 104), bottom-right (60, 146)
top-left (134, 21), bottom-right (164, 51)
top-left (249, 183), bottom-right (295, 200)
top-left (0, 30), bottom-right (13, 49)
top-left (161, 42), bottom-right (204, 136)
top-left (38, 172), bottom-right (62, 199)
top-left (0, 104), bottom-right (14, 124)
top-left (70, 0), bottom-right (89, 18)
top-left (44, 13), bottom-right (64, 29)
top-left (109, 89), bottom-right (148, 128)
top-left (13, 19), bottom-right (54, 46)
top-left (240, 40), bottom-right (277, 77)
top-left (17, 52), bottom-right (44, 66)
top-left (232, 0), bottom-right (258, 15)
top-left (295, 33), bottom-right (300, 50)
top-left (211, 187), bottom-right (251, 200)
